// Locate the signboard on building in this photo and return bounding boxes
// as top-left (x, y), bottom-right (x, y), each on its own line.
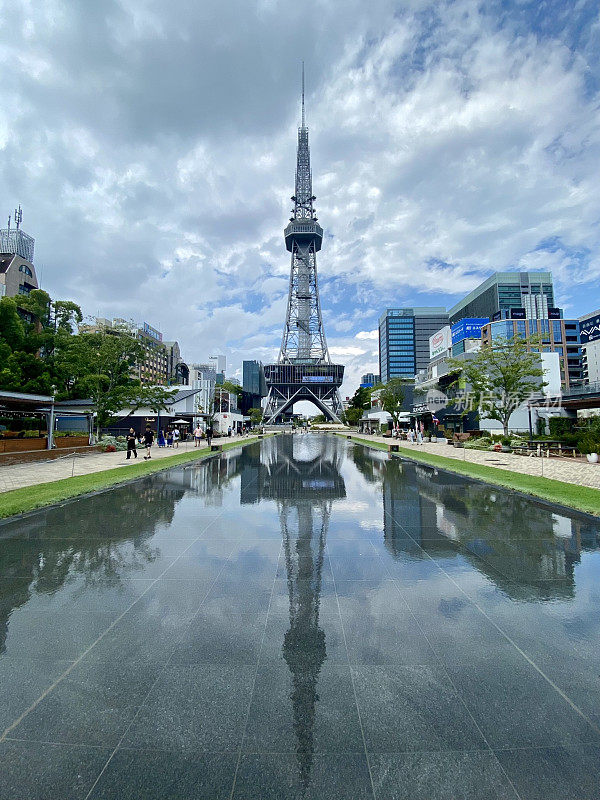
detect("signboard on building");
top-left (143, 322), bottom-right (163, 342)
top-left (580, 313), bottom-right (600, 344)
top-left (492, 310), bottom-right (502, 322)
top-left (548, 307), bottom-right (562, 320)
top-left (451, 318), bottom-right (489, 345)
top-left (429, 326), bottom-right (452, 360)
top-left (510, 308), bottom-right (526, 319)
top-left (302, 376), bottom-right (333, 383)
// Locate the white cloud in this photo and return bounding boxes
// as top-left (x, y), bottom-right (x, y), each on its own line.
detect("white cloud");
top-left (0, 0), bottom-right (598, 405)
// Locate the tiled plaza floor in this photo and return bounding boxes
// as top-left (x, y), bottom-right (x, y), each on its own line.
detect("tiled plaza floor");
top-left (0, 434), bottom-right (599, 798)
top-left (351, 431), bottom-right (600, 490)
top-left (0, 434), bottom-right (249, 494)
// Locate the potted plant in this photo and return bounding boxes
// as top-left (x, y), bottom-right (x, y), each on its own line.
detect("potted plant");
top-left (579, 434), bottom-right (599, 464)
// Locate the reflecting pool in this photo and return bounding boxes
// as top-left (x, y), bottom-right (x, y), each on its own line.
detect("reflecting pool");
top-left (0, 434), bottom-right (599, 799)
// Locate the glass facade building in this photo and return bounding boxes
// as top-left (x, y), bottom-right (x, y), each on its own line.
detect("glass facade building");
top-left (448, 272), bottom-right (555, 325)
top-left (379, 308), bottom-right (449, 383)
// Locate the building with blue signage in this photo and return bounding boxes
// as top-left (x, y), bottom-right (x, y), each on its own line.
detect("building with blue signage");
top-left (451, 318), bottom-right (489, 354)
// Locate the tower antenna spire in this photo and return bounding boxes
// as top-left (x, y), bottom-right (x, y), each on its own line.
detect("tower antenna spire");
top-left (301, 61), bottom-right (305, 128)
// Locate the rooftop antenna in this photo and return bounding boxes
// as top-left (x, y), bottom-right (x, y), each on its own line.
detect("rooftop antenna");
top-left (7, 214), bottom-right (10, 232)
top-left (301, 61), bottom-right (305, 128)
top-left (14, 205), bottom-right (22, 230)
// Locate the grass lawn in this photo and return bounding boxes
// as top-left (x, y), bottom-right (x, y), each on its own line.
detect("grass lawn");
top-left (339, 433), bottom-right (600, 517)
top-left (0, 437), bottom-right (262, 521)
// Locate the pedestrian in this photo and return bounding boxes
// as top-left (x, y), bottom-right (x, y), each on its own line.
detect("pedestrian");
top-left (143, 426), bottom-right (154, 460)
top-left (166, 429), bottom-right (173, 448)
top-left (126, 427), bottom-right (137, 460)
top-left (157, 429), bottom-right (166, 448)
top-left (173, 428), bottom-right (180, 448)
top-left (193, 425), bottom-right (203, 447)
top-left (206, 426), bottom-right (213, 447)
top-left (227, 426), bottom-right (232, 438)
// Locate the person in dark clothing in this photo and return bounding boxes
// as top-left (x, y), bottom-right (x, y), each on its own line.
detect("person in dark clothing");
top-left (143, 426), bottom-right (154, 460)
top-left (206, 427), bottom-right (213, 447)
top-left (126, 428), bottom-right (137, 460)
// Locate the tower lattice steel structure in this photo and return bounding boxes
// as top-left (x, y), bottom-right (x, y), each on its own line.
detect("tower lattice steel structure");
top-left (264, 68), bottom-right (344, 423)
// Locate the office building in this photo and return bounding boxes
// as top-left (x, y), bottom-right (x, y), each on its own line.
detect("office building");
top-left (379, 308), bottom-right (448, 382)
top-left (240, 360), bottom-right (267, 414)
top-left (0, 212), bottom-right (39, 298)
top-left (481, 318), bottom-right (582, 390)
top-left (243, 360), bottom-right (267, 397)
top-left (360, 373), bottom-right (380, 387)
top-left (448, 272), bottom-right (556, 325)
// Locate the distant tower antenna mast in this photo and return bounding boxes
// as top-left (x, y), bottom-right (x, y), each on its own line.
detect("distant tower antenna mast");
top-left (14, 205), bottom-right (22, 230)
top-left (301, 60), bottom-right (305, 128)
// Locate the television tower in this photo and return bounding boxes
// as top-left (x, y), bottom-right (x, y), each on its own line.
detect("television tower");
top-left (264, 65), bottom-right (344, 423)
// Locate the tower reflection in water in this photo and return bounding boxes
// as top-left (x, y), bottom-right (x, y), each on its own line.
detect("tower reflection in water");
top-left (240, 434), bottom-right (345, 789)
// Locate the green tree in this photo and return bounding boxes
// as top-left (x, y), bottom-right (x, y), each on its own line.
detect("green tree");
top-left (67, 332), bottom-right (172, 435)
top-left (379, 378), bottom-right (411, 427)
top-left (447, 335), bottom-right (546, 437)
top-left (344, 385), bottom-right (373, 427)
top-left (248, 407), bottom-right (263, 426)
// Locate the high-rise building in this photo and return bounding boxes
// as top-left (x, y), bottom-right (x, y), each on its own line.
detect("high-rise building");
top-left (0, 209), bottom-right (39, 298)
top-left (448, 272), bottom-right (556, 325)
top-left (378, 308), bottom-right (449, 383)
top-left (243, 360), bottom-right (267, 396)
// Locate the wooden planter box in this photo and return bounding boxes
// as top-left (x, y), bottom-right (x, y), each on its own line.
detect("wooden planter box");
top-left (55, 436), bottom-right (89, 448)
top-left (0, 438), bottom-right (47, 453)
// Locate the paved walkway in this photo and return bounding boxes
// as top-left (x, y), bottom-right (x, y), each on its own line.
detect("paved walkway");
top-left (347, 433), bottom-right (600, 491)
top-left (0, 435), bottom-right (250, 494)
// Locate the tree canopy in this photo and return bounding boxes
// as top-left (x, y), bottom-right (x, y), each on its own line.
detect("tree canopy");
top-left (446, 335), bottom-right (547, 436)
top-left (378, 378), bottom-right (412, 427)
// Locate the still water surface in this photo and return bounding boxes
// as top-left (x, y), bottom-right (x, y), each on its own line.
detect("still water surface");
top-left (0, 434), bottom-right (599, 799)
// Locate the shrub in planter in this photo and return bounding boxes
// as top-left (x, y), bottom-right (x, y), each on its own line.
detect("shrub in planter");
top-left (104, 444), bottom-right (117, 453)
top-left (578, 434), bottom-right (599, 456)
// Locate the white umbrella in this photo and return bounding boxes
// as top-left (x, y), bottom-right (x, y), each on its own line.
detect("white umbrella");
top-left (172, 419), bottom-right (191, 425)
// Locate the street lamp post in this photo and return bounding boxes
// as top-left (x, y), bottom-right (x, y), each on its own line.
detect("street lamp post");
top-left (47, 385), bottom-right (56, 450)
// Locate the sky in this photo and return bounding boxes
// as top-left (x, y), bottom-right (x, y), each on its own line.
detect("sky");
top-left (1, 0), bottom-right (599, 404)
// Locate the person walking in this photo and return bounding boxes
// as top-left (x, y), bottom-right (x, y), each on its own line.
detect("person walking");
top-left (173, 428), bottom-right (180, 448)
top-left (166, 429), bottom-right (174, 448)
top-left (143, 426), bottom-right (154, 460)
top-left (193, 425), bottom-right (203, 447)
top-left (227, 426), bottom-right (232, 438)
top-left (126, 428), bottom-right (137, 460)
top-left (206, 426), bottom-right (213, 447)
top-left (157, 429), bottom-right (166, 448)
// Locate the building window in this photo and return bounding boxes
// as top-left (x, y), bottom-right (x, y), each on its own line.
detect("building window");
top-left (18, 264), bottom-right (33, 277)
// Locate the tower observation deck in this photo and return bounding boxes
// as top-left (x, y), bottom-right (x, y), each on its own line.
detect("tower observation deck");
top-left (264, 68), bottom-right (344, 423)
